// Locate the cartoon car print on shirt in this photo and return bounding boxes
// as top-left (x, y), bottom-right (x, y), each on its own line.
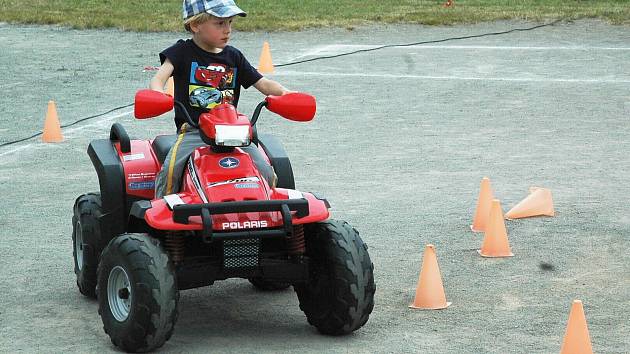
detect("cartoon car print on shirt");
top-left (189, 86), bottom-right (222, 108)
top-left (194, 65), bottom-right (225, 88)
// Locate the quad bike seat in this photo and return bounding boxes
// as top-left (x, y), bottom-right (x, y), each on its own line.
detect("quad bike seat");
top-left (152, 135), bottom-right (177, 164)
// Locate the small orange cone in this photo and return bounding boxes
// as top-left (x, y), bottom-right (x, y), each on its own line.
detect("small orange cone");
top-left (505, 187), bottom-right (555, 219)
top-left (409, 244), bottom-right (451, 310)
top-left (165, 76), bottom-right (175, 97)
top-left (471, 177), bottom-right (494, 232)
top-left (258, 41), bottom-right (274, 74)
top-left (42, 100), bottom-right (63, 143)
top-left (560, 300), bottom-right (593, 354)
top-left (479, 199), bottom-right (513, 257)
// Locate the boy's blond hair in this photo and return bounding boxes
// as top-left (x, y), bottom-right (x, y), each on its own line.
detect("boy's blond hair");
top-left (184, 12), bottom-right (215, 32)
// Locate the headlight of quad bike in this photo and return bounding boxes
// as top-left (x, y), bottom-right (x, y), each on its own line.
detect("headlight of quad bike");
top-left (214, 125), bottom-right (250, 146)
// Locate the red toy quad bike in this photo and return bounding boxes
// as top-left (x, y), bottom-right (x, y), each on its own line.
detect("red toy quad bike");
top-left (72, 90), bottom-right (375, 352)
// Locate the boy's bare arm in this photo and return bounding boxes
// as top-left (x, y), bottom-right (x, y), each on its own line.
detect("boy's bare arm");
top-left (150, 59), bottom-right (175, 93)
top-left (253, 77), bottom-right (294, 96)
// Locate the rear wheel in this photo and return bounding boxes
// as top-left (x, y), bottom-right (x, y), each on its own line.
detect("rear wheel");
top-left (72, 193), bottom-right (105, 298)
top-left (295, 220), bottom-right (375, 335)
top-left (97, 233), bottom-right (178, 353)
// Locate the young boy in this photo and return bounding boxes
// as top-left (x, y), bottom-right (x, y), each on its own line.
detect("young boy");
top-left (150, 0), bottom-right (292, 198)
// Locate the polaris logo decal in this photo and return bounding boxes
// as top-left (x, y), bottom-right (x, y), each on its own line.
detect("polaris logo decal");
top-left (219, 157), bottom-right (239, 169)
top-left (222, 221), bottom-right (268, 230)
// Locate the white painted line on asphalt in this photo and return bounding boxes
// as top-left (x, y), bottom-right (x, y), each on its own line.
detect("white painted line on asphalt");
top-left (0, 109), bottom-right (133, 158)
top-left (275, 70), bottom-right (630, 84)
top-left (286, 46), bottom-right (330, 62)
top-left (0, 144), bottom-right (32, 158)
top-left (0, 81), bottom-right (26, 89)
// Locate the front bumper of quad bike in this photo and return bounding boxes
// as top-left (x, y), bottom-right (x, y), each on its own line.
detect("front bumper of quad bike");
top-left (171, 198), bottom-right (310, 243)
top-left (130, 196), bottom-right (330, 289)
top-left (134, 189), bottom-right (330, 233)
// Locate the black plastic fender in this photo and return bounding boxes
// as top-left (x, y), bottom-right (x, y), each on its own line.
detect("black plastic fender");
top-left (87, 139), bottom-right (127, 241)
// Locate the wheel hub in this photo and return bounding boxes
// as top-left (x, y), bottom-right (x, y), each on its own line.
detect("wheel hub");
top-left (118, 288), bottom-right (130, 300)
top-left (108, 266), bottom-right (132, 322)
top-left (74, 222), bottom-right (84, 271)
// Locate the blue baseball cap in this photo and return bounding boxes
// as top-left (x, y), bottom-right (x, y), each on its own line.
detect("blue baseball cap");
top-left (183, 0), bottom-right (247, 20)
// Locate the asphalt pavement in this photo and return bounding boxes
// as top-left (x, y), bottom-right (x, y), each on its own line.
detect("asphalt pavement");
top-left (0, 20), bottom-right (629, 353)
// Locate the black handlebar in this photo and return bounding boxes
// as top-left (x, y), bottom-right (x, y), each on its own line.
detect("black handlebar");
top-left (174, 100), bottom-right (198, 129)
top-left (250, 101), bottom-right (267, 126)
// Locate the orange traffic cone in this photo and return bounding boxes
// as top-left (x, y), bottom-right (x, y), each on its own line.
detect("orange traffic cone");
top-left (471, 177), bottom-right (494, 232)
top-left (409, 244), bottom-right (451, 310)
top-left (165, 76), bottom-right (175, 97)
top-left (505, 187), bottom-right (555, 219)
top-left (258, 41), bottom-right (274, 74)
top-left (560, 300), bottom-right (593, 354)
top-left (42, 100), bottom-right (63, 143)
top-left (479, 199), bottom-right (513, 257)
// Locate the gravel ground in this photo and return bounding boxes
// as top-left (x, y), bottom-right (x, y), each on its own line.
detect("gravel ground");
top-left (0, 20), bottom-right (629, 353)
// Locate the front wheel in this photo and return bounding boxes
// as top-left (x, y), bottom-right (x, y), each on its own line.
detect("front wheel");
top-left (295, 220), bottom-right (375, 335)
top-left (97, 233), bottom-right (178, 353)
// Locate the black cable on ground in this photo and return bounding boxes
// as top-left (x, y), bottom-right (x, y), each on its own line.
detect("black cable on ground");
top-left (0, 20), bottom-right (560, 149)
top-left (276, 20), bottom-right (561, 67)
top-left (60, 103), bottom-right (134, 129)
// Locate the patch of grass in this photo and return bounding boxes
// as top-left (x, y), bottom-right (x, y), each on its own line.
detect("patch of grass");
top-left (0, 0), bottom-right (628, 31)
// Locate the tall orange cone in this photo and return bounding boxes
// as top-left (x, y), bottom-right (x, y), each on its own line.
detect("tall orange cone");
top-left (560, 300), bottom-right (593, 354)
top-left (479, 199), bottom-right (513, 257)
top-left (505, 187), bottom-right (555, 219)
top-left (258, 41), bottom-right (274, 74)
top-left (470, 177), bottom-right (494, 232)
top-left (165, 76), bottom-right (175, 97)
top-left (42, 100), bottom-right (63, 143)
top-left (409, 244), bottom-right (451, 310)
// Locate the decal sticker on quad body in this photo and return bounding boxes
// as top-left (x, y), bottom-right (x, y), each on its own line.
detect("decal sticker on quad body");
top-left (128, 181), bottom-right (155, 190)
top-left (219, 157), bottom-right (239, 168)
top-left (207, 176), bottom-right (260, 188)
top-left (187, 159), bottom-right (208, 203)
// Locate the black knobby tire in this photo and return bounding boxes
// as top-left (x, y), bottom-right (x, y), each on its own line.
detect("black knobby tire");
top-left (248, 278), bottom-right (291, 291)
top-left (72, 193), bottom-right (105, 298)
top-left (97, 233), bottom-right (179, 353)
top-left (295, 220), bottom-right (376, 335)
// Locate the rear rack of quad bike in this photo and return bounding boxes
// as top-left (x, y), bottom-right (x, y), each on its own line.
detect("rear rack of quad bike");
top-left (172, 199), bottom-right (310, 243)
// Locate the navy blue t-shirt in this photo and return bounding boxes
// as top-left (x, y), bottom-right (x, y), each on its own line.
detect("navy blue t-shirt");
top-left (160, 40), bottom-right (262, 129)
